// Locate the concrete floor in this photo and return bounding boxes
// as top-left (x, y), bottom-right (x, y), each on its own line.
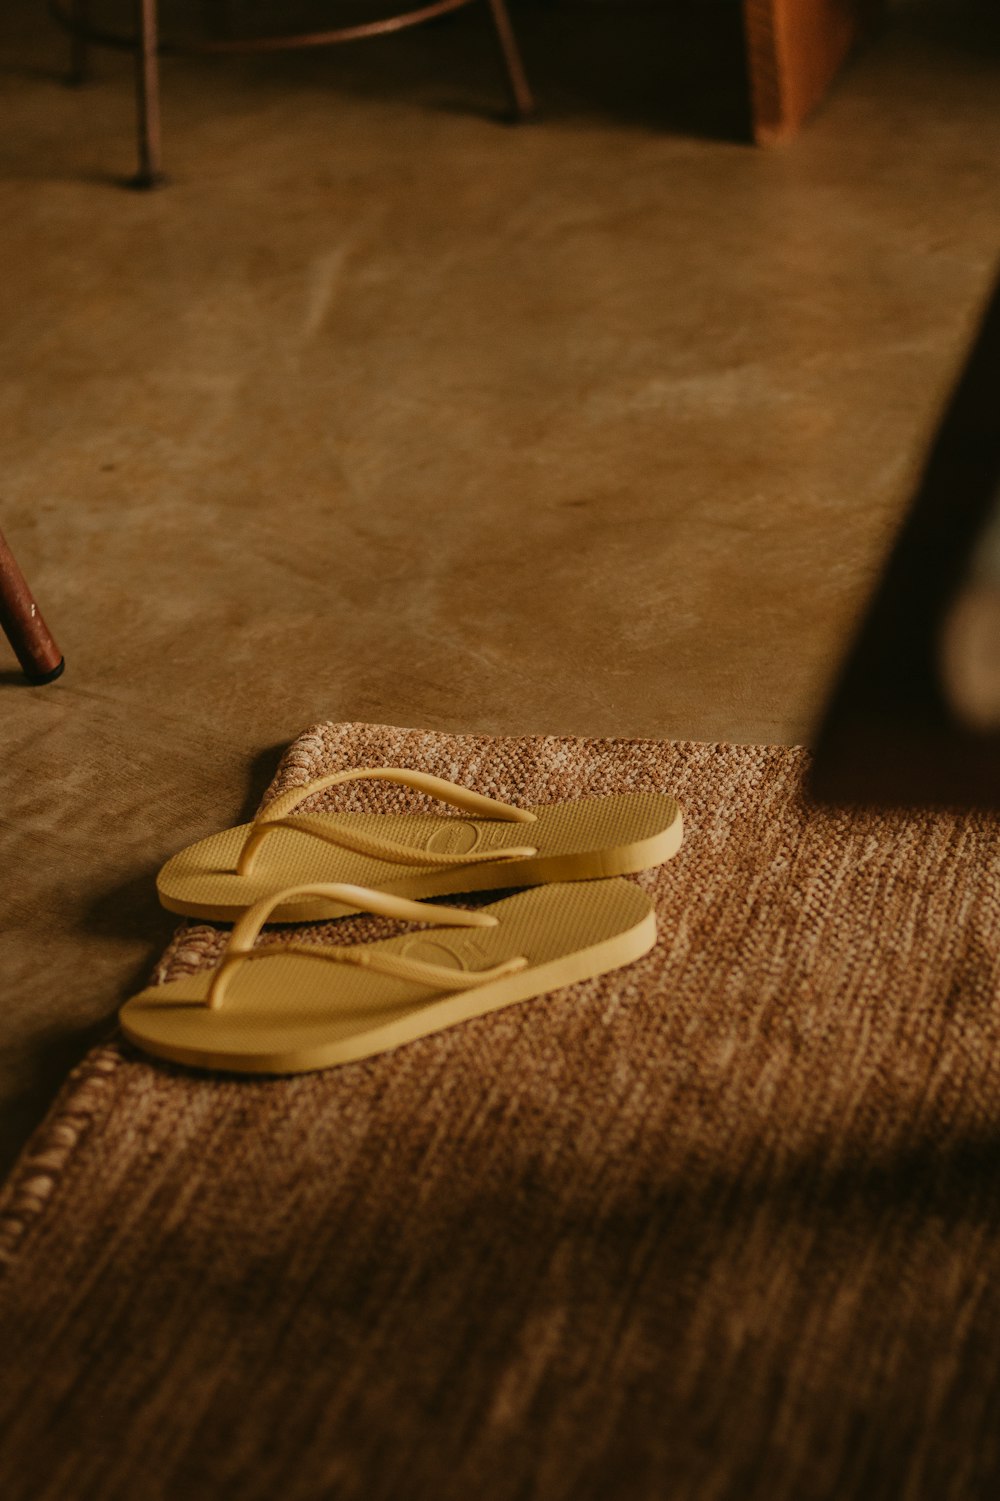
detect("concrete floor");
top-left (1, 0), bottom-right (999, 1175)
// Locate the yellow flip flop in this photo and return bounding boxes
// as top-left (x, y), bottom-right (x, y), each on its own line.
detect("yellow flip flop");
top-left (157, 767), bottom-right (683, 923)
top-left (122, 878), bottom-right (656, 1075)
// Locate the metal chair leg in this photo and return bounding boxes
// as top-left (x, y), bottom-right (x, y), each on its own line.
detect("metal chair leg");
top-left (130, 0), bottom-right (164, 187)
top-left (484, 0), bottom-right (534, 119)
top-left (0, 531), bottom-right (65, 685)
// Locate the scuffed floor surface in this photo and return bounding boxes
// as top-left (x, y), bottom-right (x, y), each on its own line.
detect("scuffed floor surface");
top-left (1, 0), bottom-right (999, 1171)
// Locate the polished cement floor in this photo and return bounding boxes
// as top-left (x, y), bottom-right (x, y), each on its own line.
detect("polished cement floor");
top-left (1, 0), bottom-right (999, 1175)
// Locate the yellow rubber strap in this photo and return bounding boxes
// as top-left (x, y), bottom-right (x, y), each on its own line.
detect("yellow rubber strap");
top-left (262, 768), bottom-right (537, 824)
top-left (238, 767), bottom-right (537, 877)
top-left (208, 881), bottom-right (525, 1009)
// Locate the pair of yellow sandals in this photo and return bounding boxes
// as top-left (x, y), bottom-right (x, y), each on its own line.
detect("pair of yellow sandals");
top-left (122, 768), bottom-right (684, 1076)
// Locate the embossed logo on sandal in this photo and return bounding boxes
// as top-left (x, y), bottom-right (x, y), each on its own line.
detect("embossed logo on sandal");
top-left (425, 822), bottom-right (482, 856)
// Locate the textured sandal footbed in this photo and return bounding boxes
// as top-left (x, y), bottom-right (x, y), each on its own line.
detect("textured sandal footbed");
top-left (157, 792), bottom-right (682, 922)
top-left (121, 880), bottom-right (656, 1075)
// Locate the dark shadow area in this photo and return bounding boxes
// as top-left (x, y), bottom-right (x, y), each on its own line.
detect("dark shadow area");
top-left (12, 1036), bottom-right (1000, 1494)
top-left (809, 265), bottom-right (1000, 808)
top-left (0, 1014), bottom-right (115, 1179)
top-left (240, 0), bottom-right (753, 141)
top-left (0, 740), bottom-right (290, 1174)
top-left (84, 738), bottom-right (287, 952)
top-left (892, 0), bottom-right (1000, 54)
top-left (86, 866), bottom-right (184, 963)
top-left (0, 666), bottom-right (64, 687)
top-left (234, 740), bottom-right (292, 822)
top-left (9, 0), bottom-right (753, 146)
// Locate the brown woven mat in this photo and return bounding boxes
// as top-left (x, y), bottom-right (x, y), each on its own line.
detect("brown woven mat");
top-left (3, 722), bottom-right (1000, 1501)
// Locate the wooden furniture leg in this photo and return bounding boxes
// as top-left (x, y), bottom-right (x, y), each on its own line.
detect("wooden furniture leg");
top-left (131, 0), bottom-right (164, 188)
top-left (52, 0), bottom-right (534, 183)
top-left (485, 0), bottom-right (534, 120)
top-left (743, 0), bottom-right (886, 144)
top-left (0, 531), bottom-right (65, 684)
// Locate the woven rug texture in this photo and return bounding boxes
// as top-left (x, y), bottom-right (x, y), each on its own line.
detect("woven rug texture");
top-left (2, 722), bottom-right (1000, 1501)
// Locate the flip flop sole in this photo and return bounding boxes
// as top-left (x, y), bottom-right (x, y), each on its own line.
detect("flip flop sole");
top-left (122, 880), bottom-right (656, 1074)
top-left (157, 792), bottom-right (682, 922)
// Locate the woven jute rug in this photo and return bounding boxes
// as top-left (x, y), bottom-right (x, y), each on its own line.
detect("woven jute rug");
top-left (3, 722), bottom-right (1000, 1501)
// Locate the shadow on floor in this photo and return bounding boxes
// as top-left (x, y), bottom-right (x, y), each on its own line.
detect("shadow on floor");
top-left (85, 736), bottom-right (287, 954)
top-left (245, 0), bottom-right (753, 141)
top-left (11, 0), bottom-right (754, 148)
top-left (0, 1014), bottom-right (114, 1180)
top-left (0, 737), bottom-right (297, 1172)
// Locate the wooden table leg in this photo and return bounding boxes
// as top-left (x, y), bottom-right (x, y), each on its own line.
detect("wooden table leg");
top-left (743, 0), bottom-right (886, 144)
top-left (0, 531), bottom-right (65, 684)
